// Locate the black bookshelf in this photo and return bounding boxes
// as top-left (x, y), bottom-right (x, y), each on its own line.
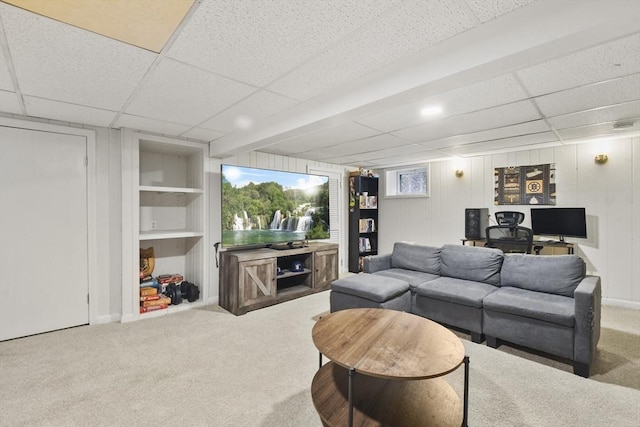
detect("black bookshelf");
top-left (348, 174), bottom-right (379, 273)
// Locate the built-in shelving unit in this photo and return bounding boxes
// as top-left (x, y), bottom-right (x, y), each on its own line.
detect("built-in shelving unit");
top-left (123, 132), bottom-right (208, 321)
top-left (348, 174), bottom-right (379, 273)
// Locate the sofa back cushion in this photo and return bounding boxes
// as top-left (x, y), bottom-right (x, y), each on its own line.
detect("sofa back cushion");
top-left (391, 242), bottom-right (440, 275)
top-left (440, 244), bottom-right (504, 285)
top-left (501, 254), bottom-right (585, 297)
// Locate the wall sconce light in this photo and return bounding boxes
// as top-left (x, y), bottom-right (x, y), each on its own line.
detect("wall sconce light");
top-left (594, 154), bottom-right (608, 165)
top-left (455, 169), bottom-right (464, 178)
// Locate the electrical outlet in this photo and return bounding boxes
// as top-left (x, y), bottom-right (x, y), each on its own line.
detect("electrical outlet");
top-left (150, 220), bottom-right (157, 230)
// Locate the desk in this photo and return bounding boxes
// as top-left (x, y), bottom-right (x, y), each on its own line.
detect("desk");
top-left (311, 308), bottom-right (468, 426)
top-left (461, 238), bottom-right (574, 255)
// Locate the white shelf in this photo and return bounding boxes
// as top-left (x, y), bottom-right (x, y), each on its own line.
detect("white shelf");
top-left (139, 230), bottom-right (204, 240)
top-left (140, 185), bottom-right (203, 194)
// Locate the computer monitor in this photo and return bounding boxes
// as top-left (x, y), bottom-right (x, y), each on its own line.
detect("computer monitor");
top-left (530, 207), bottom-right (587, 242)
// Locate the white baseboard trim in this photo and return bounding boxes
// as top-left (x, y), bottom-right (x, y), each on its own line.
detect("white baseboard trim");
top-left (206, 296), bottom-right (219, 305)
top-left (93, 314), bottom-right (121, 324)
top-left (602, 298), bottom-right (640, 310)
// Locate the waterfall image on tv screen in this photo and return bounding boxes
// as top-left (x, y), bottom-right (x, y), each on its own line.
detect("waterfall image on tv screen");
top-left (221, 165), bottom-right (330, 248)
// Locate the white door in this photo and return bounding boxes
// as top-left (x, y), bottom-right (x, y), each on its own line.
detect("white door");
top-left (0, 126), bottom-right (89, 340)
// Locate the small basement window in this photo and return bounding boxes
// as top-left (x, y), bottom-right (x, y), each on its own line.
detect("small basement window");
top-left (385, 165), bottom-right (430, 198)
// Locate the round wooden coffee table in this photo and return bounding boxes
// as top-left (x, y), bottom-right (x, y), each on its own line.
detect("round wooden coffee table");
top-left (311, 308), bottom-right (468, 427)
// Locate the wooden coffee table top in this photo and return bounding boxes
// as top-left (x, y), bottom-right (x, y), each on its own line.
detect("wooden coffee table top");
top-left (312, 308), bottom-right (465, 379)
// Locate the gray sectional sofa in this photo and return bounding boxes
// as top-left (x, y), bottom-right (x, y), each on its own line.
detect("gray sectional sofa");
top-left (330, 242), bottom-right (601, 377)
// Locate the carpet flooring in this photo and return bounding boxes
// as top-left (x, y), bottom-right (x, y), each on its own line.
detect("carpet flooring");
top-left (0, 291), bottom-right (638, 426)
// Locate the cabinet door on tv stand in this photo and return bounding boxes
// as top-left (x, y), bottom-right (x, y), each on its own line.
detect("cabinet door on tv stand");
top-left (314, 249), bottom-right (338, 289)
top-left (238, 258), bottom-right (277, 309)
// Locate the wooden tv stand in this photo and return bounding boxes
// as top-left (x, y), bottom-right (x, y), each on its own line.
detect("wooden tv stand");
top-left (219, 242), bottom-right (338, 315)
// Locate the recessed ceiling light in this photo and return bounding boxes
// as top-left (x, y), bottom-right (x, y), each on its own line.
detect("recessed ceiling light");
top-left (420, 106), bottom-right (442, 116)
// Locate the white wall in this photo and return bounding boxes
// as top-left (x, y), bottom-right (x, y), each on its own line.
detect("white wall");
top-left (378, 136), bottom-right (640, 308)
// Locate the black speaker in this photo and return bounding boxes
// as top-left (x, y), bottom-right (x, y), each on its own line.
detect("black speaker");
top-left (465, 208), bottom-right (489, 239)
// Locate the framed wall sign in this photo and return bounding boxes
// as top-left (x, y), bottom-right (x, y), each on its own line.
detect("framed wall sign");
top-left (494, 163), bottom-right (556, 205)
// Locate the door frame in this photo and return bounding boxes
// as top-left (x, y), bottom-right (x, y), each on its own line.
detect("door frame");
top-left (0, 117), bottom-right (97, 325)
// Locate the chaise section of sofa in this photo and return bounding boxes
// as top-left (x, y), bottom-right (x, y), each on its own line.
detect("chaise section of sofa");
top-left (482, 254), bottom-right (601, 377)
top-left (412, 244), bottom-right (504, 343)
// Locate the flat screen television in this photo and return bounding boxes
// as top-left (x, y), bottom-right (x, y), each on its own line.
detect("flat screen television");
top-left (530, 207), bottom-right (587, 242)
top-left (221, 165), bottom-right (330, 249)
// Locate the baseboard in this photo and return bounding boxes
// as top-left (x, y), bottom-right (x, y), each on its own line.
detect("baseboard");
top-left (93, 314), bottom-right (121, 324)
top-left (602, 298), bottom-right (640, 310)
top-left (206, 295), bottom-right (219, 306)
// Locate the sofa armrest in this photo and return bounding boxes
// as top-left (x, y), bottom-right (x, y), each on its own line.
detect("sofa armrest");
top-left (573, 275), bottom-right (601, 365)
top-left (363, 254), bottom-right (392, 273)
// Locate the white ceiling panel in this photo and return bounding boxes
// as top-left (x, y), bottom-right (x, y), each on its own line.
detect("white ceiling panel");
top-left (302, 133), bottom-right (408, 159)
top-left (362, 149), bottom-right (449, 168)
top-left (264, 122), bottom-right (381, 154)
top-left (355, 73), bottom-right (529, 132)
top-left (268, 0), bottom-right (477, 101)
top-left (0, 90), bottom-right (22, 114)
top-left (418, 119), bottom-right (552, 150)
top-left (114, 114), bottom-right (192, 137)
top-left (464, 0), bottom-right (536, 23)
top-left (200, 90), bottom-right (299, 134)
top-left (124, 58), bottom-right (255, 126)
top-left (393, 100), bottom-right (541, 143)
top-left (516, 33), bottom-right (640, 96)
top-left (556, 122), bottom-right (640, 142)
top-left (346, 143), bottom-right (428, 162)
top-left (24, 96), bottom-right (117, 127)
top-left (180, 127), bottom-right (225, 142)
top-left (0, 3), bottom-right (157, 111)
top-left (441, 132), bottom-right (559, 156)
top-left (547, 101), bottom-right (640, 130)
top-left (166, 0), bottom-right (400, 87)
top-left (533, 74), bottom-right (640, 118)
top-left (0, 47), bottom-right (14, 91)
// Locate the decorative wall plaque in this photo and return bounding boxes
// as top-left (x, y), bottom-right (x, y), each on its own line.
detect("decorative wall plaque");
top-left (494, 163), bottom-right (555, 205)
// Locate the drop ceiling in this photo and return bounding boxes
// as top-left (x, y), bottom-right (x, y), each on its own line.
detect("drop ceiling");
top-left (1, 0), bottom-right (639, 169)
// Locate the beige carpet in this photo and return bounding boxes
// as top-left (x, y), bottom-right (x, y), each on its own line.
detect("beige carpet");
top-left (0, 291), bottom-right (638, 426)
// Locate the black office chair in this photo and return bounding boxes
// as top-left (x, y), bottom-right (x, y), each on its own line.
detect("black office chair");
top-left (485, 225), bottom-right (540, 254)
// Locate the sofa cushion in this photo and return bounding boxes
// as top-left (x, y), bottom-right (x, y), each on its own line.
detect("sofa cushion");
top-left (483, 286), bottom-right (575, 327)
top-left (331, 273), bottom-right (409, 303)
top-left (414, 277), bottom-right (498, 309)
top-left (440, 244), bottom-right (504, 286)
top-left (501, 254), bottom-right (585, 297)
top-left (372, 269), bottom-right (439, 292)
top-left (391, 242), bottom-right (441, 275)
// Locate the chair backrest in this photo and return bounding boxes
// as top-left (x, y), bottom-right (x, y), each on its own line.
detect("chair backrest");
top-left (485, 225), bottom-right (534, 254)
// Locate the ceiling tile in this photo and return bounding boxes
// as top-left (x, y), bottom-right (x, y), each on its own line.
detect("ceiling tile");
top-left (268, 0), bottom-right (477, 100)
top-left (166, 0), bottom-right (399, 87)
top-left (464, 0), bottom-right (536, 23)
top-left (441, 132), bottom-right (559, 156)
top-left (0, 47), bottom-right (14, 91)
top-left (124, 58), bottom-right (255, 126)
top-left (418, 120), bottom-right (551, 150)
top-left (303, 133), bottom-right (408, 159)
top-left (114, 114), bottom-right (192, 136)
top-left (199, 90), bottom-right (299, 133)
top-left (0, 90), bottom-right (22, 114)
top-left (533, 74), bottom-right (640, 118)
top-left (264, 122), bottom-right (381, 154)
top-left (24, 96), bottom-right (117, 127)
top-left (0, 3), bottom-right (157, 111)
top-left (356, 73), bottom-right (529, 132)
top-left (556, 122), bottom-right (640, 141)
top-left (347, 143), bottom-right (428, 162)
top-left (516, 33), bottom-right (640, 96)
top-left (180, 127), bottom-right (225, 142)
top-left (392, 100), bottom-right (541, 143)
top-left (547, 101), bottom-right (640, 130)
